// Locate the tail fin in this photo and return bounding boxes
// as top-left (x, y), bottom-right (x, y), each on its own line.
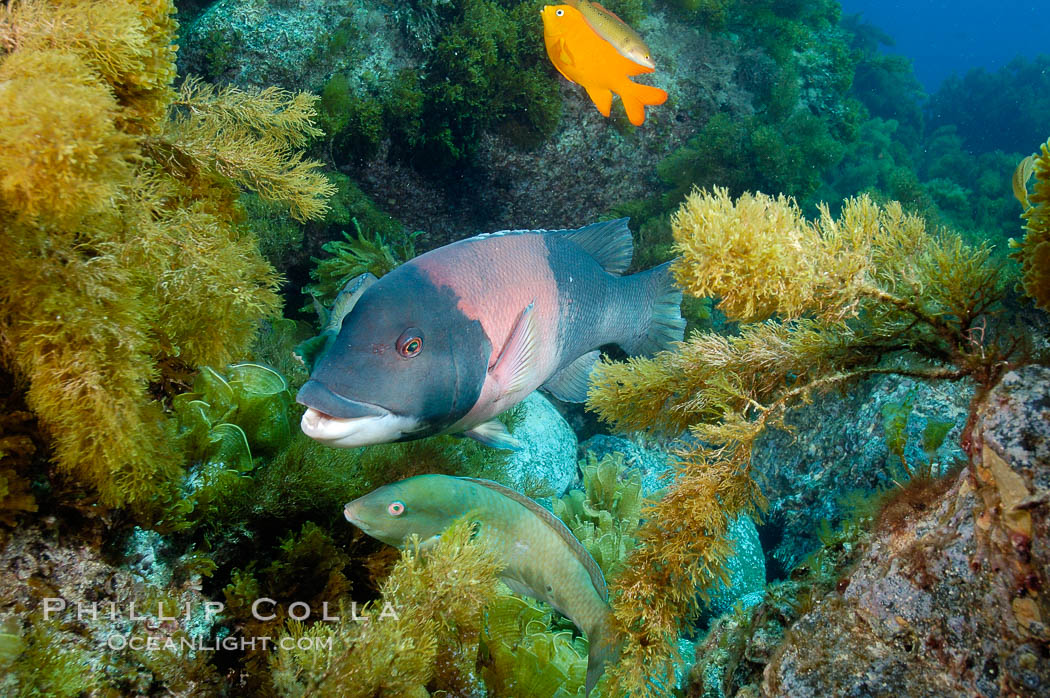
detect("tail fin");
top-left (621, 260), bottom-right (685, 356)
top-left (618, 81), bottom-right (668, 126)
top-left (586, 613), bottom-right (624, 697)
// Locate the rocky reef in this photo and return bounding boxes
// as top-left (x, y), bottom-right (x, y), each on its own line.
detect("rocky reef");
top-left (2, 0), bottom-right (1049, 696)
top-left (688, 365), bottom-right (1050, 697)
top-left (752, 371), bottom-right (974, 574)
top-left (177, 0), bottom-right (857, 242)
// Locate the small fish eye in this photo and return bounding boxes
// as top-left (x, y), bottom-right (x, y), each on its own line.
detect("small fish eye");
top-left (396, 328), bottom-right (424, 358)
top-left (388, 500), bottom-right (405, 516)
top-left (555, 8), bottom-right (564, 15)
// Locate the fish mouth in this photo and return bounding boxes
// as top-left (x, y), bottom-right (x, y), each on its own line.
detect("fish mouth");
top-left (297, 380), bottom-right (422, 448)
top-left (343, 500), bottom-right (389, 541)
top-left (300, 407), bottom-right (422, 448)
top-left (630, 53), bottom-right (656, 70)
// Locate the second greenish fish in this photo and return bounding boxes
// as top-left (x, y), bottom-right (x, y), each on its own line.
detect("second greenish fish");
top-left (344, 474), bottom-right (623, 696)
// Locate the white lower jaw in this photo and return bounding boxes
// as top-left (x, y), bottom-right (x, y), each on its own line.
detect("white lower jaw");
top-left (343, 509), bottom-right (385, 541)
top-left (300, 407), bottom-right (419, 448)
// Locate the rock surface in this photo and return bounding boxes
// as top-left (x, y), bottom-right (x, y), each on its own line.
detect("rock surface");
top-left (177, 1), bottom-right (759, 239)
top-left (505, 391), bottom-right (579, 498)
top-left (579, 432), bottom-right (676, 497)
top-left (0, 521), bottom-right (218, 694)
top-left (703, 514), bottom-right (767, 620)
top-left (761, 366), bottom-right (1050, 697)
top-left (751, 372), bottom-right (975, 573)
top-left (178, 0), bottom-right (412, 93)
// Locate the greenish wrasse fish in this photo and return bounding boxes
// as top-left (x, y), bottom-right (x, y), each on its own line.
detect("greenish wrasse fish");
top-left (344, 474), bottom-right (623, 696)
top-left (567, 0), bottom-right (656, 70)
top-left (296, 218), bottom-right (684, 450)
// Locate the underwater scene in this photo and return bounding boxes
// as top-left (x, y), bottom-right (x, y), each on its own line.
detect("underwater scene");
top-left (1, 0), bottom-right (1049, 695)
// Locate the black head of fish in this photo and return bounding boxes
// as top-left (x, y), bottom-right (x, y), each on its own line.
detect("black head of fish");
top-left (297, 263), bottom-right (489, 447)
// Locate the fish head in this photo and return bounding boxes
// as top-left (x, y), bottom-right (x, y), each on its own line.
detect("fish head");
top-left (296, 264), bottom-right (490, 447)
top-left (343, 475), bottom-right (464, 547)
top-left (620, 44), bottom-right (654, 71)
top-left (541, 4), bottom-right (579, 38)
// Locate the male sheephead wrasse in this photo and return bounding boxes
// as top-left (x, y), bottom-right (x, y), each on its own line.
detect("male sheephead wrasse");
top-left (296, 218), bottom-right (685, 450)
top-left (541, 3), bottom-right (667, 126)
top-left (344, 474), bottom-right (623, 696)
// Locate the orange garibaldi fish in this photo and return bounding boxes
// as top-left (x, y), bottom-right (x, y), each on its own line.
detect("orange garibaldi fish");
top-left (541, 3), bottom-right (667, 126)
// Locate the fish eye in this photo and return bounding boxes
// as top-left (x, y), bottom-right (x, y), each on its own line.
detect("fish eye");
top-left (555, 8), bottom-right (564, 15)
top-left (396, 328), bottom-right (424, 358)
top-left (388, 500), bottom-right (405, 516)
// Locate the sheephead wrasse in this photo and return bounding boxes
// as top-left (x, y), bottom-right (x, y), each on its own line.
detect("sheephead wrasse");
top-left (296, 219), bottom-right (684, 449)
top-left (344, 474), bottom-right (623, 695)
top-left (542, 4), bottom-right (667, 125)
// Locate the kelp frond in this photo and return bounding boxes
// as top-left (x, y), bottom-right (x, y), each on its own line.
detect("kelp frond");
top-left (304, 220), bottom-right (422, 307)
top-left (270, 518), bottom-right (502, 696)
top-left (0, 48), bottom-right (136, 224)
top-left (0, 0), bottom-right (177, 130)
top-left (171, 78), bottom-right (325, 147)
top-left (591, 187), bottom-right (1013, 697)
top-left (159, 78), bottom-right (336, 221)
top-left (669, 188), bottom-right (868, 322)
top-left (588, 318), bottom-right (864, 434)
top-left (0, 0), bottom-right (333, 510)
top-left (1013, 137), bottom-right (1050, 310)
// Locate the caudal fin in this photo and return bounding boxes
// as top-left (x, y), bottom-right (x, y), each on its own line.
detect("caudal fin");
top-left (621, 260), bottom-right (685, 356)
top-left (618, 80), bottom-right (668, 126)
top-left (586, 614), bottom-right (624, 696)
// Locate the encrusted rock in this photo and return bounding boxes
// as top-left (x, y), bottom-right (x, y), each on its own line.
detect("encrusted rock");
top-left (579, 432), bottom-right (676, 497)
top-left (0, 521), bottom-right (219, 693)
top-left (761, 366), bottom-right (1050, 697)
top-left (752, 372), bottom-right (974, 572)
top-left (703, 515), bottom-right (767, 620)
top-left (505, 392), bottom-right (579, 498)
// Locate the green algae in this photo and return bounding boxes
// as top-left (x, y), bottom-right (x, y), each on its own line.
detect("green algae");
top-left (555, 452), bottom-right (643, 581)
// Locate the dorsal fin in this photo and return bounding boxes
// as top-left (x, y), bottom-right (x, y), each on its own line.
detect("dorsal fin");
top-left (589, 0), bottom-right (626, 25)
top-left (467, 220), bottom-right (634, 275)
top-left (558, 218), bottom-right (633, 275)
top-left (469, 226), bottom-right (574, 241)
top-left (463, 477), bottom-right (608, 601)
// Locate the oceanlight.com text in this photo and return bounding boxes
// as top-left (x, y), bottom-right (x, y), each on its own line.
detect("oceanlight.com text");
top-left (105, 634), bottom-right (335, 652)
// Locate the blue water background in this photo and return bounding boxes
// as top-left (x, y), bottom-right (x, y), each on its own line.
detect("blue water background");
top-left (836, 0), bottom-right (1046, 91)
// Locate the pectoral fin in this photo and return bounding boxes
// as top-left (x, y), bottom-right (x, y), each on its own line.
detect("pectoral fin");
top-left (293, 332), bottom-right (334, 371)
top-left (490, 301), bottom-right (539, 394)
top-left (463, 418), bottom-right (522, 450)
top-left (500, 573), bottom-right (537, 600)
